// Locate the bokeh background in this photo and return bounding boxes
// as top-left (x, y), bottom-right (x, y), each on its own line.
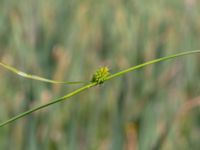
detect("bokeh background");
top-left (0, 0), bottom-right (200, 149)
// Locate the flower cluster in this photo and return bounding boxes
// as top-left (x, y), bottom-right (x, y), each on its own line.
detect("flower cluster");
top-left (91, 67), bottom-right (110, 84)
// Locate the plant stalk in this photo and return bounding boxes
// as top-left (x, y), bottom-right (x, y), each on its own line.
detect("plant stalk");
top-left (0, 50), bottom-right (200, 127)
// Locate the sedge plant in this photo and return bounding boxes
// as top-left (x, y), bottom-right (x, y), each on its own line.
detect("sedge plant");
top-left (0, 50), bottom-right (200, 127)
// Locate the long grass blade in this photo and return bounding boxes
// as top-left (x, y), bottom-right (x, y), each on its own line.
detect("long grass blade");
top-left (0, 62), bottom-right (85, 84)
top-left (0, 50), bottom-right (200, 127)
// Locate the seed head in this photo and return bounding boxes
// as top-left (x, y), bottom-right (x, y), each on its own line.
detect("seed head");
top-left (91, 67), bottom-right (110, 84)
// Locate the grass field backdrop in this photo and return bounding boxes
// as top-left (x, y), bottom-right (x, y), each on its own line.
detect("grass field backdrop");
top-left (0, 0), bottom-right (200, 149)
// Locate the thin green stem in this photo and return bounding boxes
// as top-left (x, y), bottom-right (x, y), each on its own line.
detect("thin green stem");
top-left (0, 50), bottom-right (200, 127)
top-left (106, 50), bottom-right (200, 80)
top-left (0, 62), bottom-right (85, 84)
top-left (0, 83), bottom-right (96, 127)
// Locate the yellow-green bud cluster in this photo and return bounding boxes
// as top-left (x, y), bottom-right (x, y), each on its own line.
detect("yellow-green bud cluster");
top-left (91, 67), bottom-right (110, 84)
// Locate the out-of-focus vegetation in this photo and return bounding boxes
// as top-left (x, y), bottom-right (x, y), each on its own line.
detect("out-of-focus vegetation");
top-left (0, 0), bottom-right (200, 149)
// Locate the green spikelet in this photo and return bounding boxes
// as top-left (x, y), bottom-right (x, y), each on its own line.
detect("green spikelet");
top-left (91, 67), bottom-right (110, 84)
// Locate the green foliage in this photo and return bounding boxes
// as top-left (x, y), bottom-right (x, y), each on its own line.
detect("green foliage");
top-left (0, 0), bottom-right (200, 149)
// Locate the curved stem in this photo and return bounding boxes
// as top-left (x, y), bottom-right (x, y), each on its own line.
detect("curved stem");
top-left (0, 83), bottom-right (96, 127)
top-left (106, 50), bottom-right (200, 80)
top-left (0, 62), bottom-right (85, 84)
top-left (0, 50), bottom-right (200, 127)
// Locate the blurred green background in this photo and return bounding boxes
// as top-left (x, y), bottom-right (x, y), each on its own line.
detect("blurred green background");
top-left (0, 0), bottom-right (200, 149)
